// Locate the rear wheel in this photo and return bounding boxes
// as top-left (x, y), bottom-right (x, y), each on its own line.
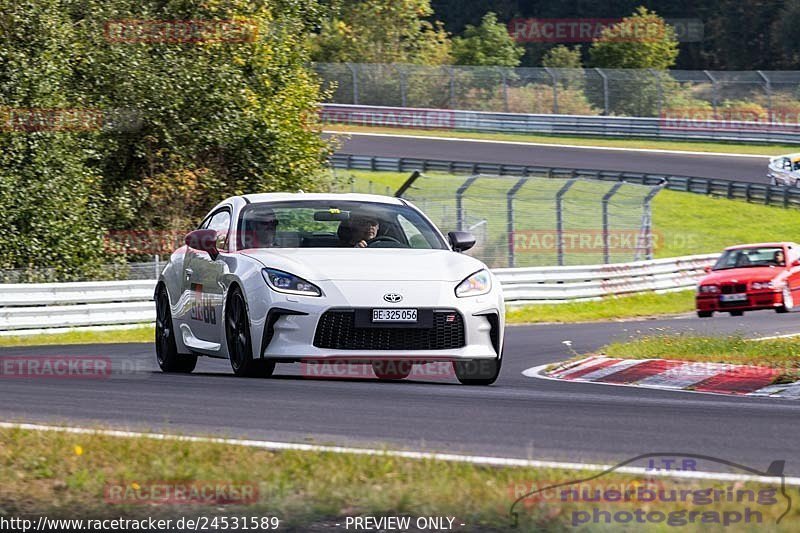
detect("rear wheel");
top-left (697, 311), bottom-right (713, 318)
top-left (371, 360), bottom-right (412, 380)
top-left (729, 310), bottom-right (744, 317)
top-left (777, 287), bottom-right (793, 313)
top-left (226, 287), bottom-right (275, 378)
top-left (155, 286), bottom-right (197, 373)
top-left (453, 358), bottom-right (501, 386)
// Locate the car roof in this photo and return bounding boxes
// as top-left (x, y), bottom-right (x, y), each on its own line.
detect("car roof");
top-left (241, 192), bottom-right (404, 205)
top-left (725, 242), bottom-right (797, 250)
top-left (775, 153), bottom-right (800, 161)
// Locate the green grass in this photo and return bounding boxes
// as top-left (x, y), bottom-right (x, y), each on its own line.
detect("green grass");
top-left (507, 291), bottom-right (695, 324)
top-left (0, 325), bottom-right (153, 347)
top-left (325, 124), bottom-right (792, 155)
top-left (601, 334), bottom-right (800, 379)
top-left (1, 426), bottom-right (796, 530)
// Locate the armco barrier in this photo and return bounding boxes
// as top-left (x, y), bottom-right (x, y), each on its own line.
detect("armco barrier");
top-left (0, 255), bottom-right (716, 331)
top-left (321, 103), bottom-right (800, 144)
top-left (331, 154), bottom-right (800, 209)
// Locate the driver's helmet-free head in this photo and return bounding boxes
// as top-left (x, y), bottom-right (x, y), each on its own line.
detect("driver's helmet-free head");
top-left (244, 207), bottom-right (278, 248)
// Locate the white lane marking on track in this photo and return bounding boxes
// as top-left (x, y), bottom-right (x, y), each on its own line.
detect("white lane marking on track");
top-left (2, 421), bottom-right (799, 486)
top-left (752, 332), bottom-right (800, 341)
top-left (324, 131), bottom-right (773, 159)
top-left (547, 356), bottom-right (603, 378)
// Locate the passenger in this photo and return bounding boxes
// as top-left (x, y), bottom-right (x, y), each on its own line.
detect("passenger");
top-left (774, 250), bottom-right (785, 266)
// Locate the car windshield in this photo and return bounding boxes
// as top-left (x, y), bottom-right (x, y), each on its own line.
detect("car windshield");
top-left (712, 247), bottom-right (785, 270)
top-left (236, 200), bottom-right (447, 250)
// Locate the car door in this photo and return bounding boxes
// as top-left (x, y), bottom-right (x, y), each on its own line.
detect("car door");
top-left (185, 208), bottom-right (231, 345)
top-left (785, 244), bottom-right (800, 299)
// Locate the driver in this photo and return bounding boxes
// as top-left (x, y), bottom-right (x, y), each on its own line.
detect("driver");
top-left (774, 250), bottom-right (786, 266)
top-left (338, 210), bottom-right (380, 248)
top-left (243, 208), bottom-right (278, 248)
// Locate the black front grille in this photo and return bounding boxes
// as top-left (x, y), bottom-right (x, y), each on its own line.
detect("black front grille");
top-left (720, 283), bottom-right (747, 294)
top-left (313, 309), bottom-right (466, 350)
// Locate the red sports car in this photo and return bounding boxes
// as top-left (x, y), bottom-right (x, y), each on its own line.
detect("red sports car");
top-left (696, 242), bottom-right (800, 317)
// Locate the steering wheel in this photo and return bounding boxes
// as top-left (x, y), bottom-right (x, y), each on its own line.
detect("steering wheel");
top-left (366, 235), bottom-right (404, 248)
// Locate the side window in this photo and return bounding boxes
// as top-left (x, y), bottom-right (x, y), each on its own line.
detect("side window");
top-left (206, 210), bottom-right (231, 251)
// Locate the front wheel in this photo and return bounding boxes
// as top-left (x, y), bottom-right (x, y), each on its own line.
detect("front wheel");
top-left (697, 310), bottom-right (713, 318)
top-left (777, 287), bottom-right (794, 313)
top-left (155, 286), bottom-right (197, 373)
top-left (226, 287), bottom-right (275, 378)
top-left (453, 358), bottom-right (501, 386)
top-left (729, 310), bottom-right (744, 317)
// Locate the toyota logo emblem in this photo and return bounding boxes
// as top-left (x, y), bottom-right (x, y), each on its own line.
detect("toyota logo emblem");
top-left (383, 293), bottom-right (403, 303)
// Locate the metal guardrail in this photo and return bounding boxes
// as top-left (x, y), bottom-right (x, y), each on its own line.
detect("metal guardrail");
top-left (0, 255), bottom-right (716, 331)
top-left (321, 103), bottom-right (800, 144)
top-left (331, 153), bottom-right (800, 209)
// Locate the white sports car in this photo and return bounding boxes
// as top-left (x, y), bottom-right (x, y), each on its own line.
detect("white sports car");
top-left (155, 193), bottom-right (505, 385)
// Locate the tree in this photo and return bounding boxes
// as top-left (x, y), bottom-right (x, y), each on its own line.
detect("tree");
top-left (311, 0), bottom-right (451, 64)
top-left (542, 45), bottom-right (583, 68)
top-left (589, 6), bottom-right (679, 69)
top-left (451, 12), bottom-right (523, 67)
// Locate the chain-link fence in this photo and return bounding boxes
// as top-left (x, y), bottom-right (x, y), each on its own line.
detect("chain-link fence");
top-left (343, 171), bottom-right (662, 268)
top-left (315, 63), bottom-right (800, 121)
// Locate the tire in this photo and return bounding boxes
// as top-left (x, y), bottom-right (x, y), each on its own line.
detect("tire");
top-left (372, 360), bottom-right (412, 380)
top-left (226, 287), bottom-right (275, 378)
top-left (729, 310), bottom-right (744, 317)
top-left (697, 311), bottom-right (713, 318)
top-left (453, 358), bottom-right (502, 386)
top-left (777, 287), bottom-right (793, 313)
top-left (155, 286), bottom-right (197, 373)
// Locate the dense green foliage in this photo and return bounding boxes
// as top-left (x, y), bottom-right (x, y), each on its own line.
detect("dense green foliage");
top-left (310, 0), bottom-right (451, 64)
top-left (1, 0), bottom-right (331, 278)
top-left (451, 12), bottom-right (523, 67)
top-left (589, 7), bottom-right (679, 69)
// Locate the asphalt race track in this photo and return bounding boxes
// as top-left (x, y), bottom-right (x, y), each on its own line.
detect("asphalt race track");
top-left (2, 310), bottom-right (800, 475)
top-left (328, 132), bottom-right (770, 183)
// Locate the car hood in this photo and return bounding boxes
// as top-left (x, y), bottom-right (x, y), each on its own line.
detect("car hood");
top-left (239, 248), bottom-right (487, 282)
top-left (701, 266), bottom-right (786, 284)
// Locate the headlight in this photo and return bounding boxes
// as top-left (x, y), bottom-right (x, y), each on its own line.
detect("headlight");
top-left (262, 268), bottom-right (321, 297)
top-left (752, 281), bottom-right (776, 290)
top-left (455, 269), bottom-right (491, 297)
top-left (698, 284), bottom-right (719, 294)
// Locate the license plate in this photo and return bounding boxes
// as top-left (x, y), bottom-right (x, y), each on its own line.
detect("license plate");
top-left (720, 293), bottom-right (747, 302)
top-left (372, 309), bottom-right (418, 322)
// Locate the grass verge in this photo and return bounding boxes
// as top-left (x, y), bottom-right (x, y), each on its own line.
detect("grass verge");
top-left (507, 291), bottom-right (694, 324)
top-left (602, 334), bottom-right (800, 377)
top-left (325, 124), bottom-right (792, 155)
top-left (0, 325), bottom-right (154, 348)
top-left (0, 426), bottom-right (795, 530)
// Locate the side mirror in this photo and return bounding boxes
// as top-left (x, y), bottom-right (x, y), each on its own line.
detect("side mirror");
top-left (448, 231), bottom-right (476, 252)
top-left (185, 229), bottom-right (220, 259)
top-left (703, 265), bottom-right (712, 273)
top-left (792, 259), bottom-right (800, 267)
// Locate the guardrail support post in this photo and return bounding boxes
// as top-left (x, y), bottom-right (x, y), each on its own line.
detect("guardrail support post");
top-left (703, 70), bottom-right (717, 116)
top-left (602, 182), bottom-right (625, 264)
top-left (501, 69), bottom-right (509, 113)
top-left (555, 179), bottom-right (577, 266)
top-left (398, 65), bottom-right (408, 107)
top-left (757, 70), bottom-right (772, 122)
top-left (506, 178), bottom-right (528, 267)
top-left (455, 175), bottom-right (480, 231)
